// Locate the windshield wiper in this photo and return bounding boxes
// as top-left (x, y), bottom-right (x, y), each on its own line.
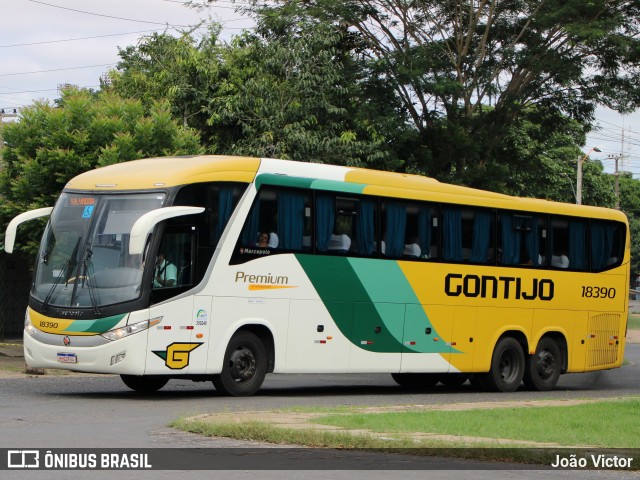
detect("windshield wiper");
top-left (77, 247), bottom-right (101, 317)
top-left (42, 236), bottom-right (81, 312)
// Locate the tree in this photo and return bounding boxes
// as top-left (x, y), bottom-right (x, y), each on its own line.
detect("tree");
top-left (225, 0), bottom-right (640, 185)
top-left (0, 87), bottom-right (203, 255)
top-left (206, 19), bottom-right (407, 168)
top-left (109, 26), bottom-right (224, 147)
top-left (618, 174), bottom-right (640, 283)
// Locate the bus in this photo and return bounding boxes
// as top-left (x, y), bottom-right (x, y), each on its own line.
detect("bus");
top-left (5, 155), bottom-right (629, 396)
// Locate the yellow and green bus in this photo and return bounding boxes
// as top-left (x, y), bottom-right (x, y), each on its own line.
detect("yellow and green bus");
top-left (5, 155), bottom-right (629, 395)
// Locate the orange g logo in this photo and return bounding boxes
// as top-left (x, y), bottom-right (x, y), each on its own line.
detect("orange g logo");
top-left (153, 342), bottom-right (203, 370)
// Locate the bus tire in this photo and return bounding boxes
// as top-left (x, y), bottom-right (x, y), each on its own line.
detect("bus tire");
top-left (523, 337), bottom-right (561, 391)
top-left (391, 373), bottom-right (440, 388)
top-left (484, 337), bottom-right (525, 392)
top-left (120, 375), bottom-right (169, 393)
top-left (212, 331), bottom-right (267, 396)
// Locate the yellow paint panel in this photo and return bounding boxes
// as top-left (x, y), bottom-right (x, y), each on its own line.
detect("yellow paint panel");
top-left (66, 156), bottom-right (260, 191)
top-left (346, 167), bottom-right (627, 222)
top-left (29, 309), bottom-right (77, 335)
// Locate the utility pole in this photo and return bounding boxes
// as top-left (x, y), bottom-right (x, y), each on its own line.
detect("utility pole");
top-left (606, 153), bottom-right (623, 210)
top-left (576, 147), bottom-right (601, 205)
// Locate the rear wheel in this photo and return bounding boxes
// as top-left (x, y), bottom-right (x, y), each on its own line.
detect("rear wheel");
top-left (120, 375), bottom-right (169, 393)
top-left (212, 331), bottom-right (267, 396)
top-left (523, 337), bottom-right (562, 391)
top-left (391, 373), bottom-right (440, 389)
top-left (483, 337), bottom-right (525, 392)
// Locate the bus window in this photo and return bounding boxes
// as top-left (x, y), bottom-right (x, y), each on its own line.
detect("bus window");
top-left (499, 212), bottom-right (545, 267)
top-left (153, 227), bottom-right (195, 290)
top-left (591, 220), bottom-right (625, 271)
top-left (354, 198), bottom-right (377, 256)
top-left (550, 217), bottom-right (588, 271)
top-left (381, 200), bottom-right (408, 259)
top-left (443, 207), bottom-right (494, 264)
top-left (240, 187), bottom-right (311, 252)
top-left (396, 202), bottom-right (438, 260)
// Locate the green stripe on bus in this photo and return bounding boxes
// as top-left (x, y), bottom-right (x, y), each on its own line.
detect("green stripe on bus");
top-left (62, 314), bottom-right (126, 334)
top-left (255, 174), bottom-right (366, 194)
top-left (296, 255), bottom-right (451, 354)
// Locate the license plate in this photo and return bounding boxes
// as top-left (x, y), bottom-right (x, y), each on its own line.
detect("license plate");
top-left (57, 353), bottom-right (77, 364)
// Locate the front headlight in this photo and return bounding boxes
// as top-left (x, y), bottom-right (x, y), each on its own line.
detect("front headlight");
top-left (100, 317), bottom-right (162, 342)
top-left (25, 312), bottom-right (37, 337)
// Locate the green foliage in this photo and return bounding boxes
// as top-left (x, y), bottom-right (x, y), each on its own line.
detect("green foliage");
top-left (109, 26), bottom-right (224, 147)
top-left (205, 19), bottom-right (406, 169)
top-left (0, 87), bottom-right (203, 255)
top-left (232, 0), bottom-right (640, 183)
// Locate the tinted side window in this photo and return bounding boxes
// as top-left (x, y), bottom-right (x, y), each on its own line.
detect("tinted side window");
top-left (591, 220), bottom-right (625, 271)
top-left (499, 212), bottom-right (546, 267)
top-left (237, 186), bottom-right (312, 257)
top-left (443, 207), bottom-right (494, 264)
top-left (549, 217), bottom-right (588, 271)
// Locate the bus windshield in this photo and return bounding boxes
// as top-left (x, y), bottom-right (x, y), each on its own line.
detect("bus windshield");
top-left (33, 192), bottom-right (166, 309)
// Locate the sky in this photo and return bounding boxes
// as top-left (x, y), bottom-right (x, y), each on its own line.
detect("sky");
top-left (1, 0), bottom-right (639, 181)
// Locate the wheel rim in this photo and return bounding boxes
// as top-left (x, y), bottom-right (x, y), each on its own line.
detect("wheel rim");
top-left (536, 350), bottom-right (556, 380)
top-left (499, 349), bottom-right (519, 383)
top-left (229, 346), bottom-right (257, 383)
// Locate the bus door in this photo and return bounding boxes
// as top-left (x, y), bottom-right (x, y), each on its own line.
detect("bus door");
top-left (144, 225), bottom-right (206, 374)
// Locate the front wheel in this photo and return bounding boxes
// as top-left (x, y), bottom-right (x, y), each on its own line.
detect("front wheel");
top-left (120, 375), bottom-right (169, 393)
top-left (523, 337), bottom-right (562, 391)
top-left (212, 331), bottom-right (267, 396)
top-left (483, 337), bottom-right (525, 392)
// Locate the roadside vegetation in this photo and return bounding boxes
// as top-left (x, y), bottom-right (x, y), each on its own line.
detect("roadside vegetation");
top-left (171, 398), bottom-right (640, 466)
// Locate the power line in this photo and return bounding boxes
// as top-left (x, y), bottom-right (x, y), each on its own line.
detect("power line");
top-left (0, 64), bottom-right (115, 78)
top-left (26, 0), bottom-right (192, 27)
top-left (0, 30), bottom-right (161, 49)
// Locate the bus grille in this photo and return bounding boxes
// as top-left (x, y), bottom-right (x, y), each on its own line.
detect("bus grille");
top-left (587, 313), bottom-right (621, 368)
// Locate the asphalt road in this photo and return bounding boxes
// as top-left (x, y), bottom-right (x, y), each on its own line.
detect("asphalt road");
top-left (0, 345), bottom-right (639, 479)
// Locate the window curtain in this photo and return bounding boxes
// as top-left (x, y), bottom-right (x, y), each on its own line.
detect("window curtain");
top-left (315, 194), bottom-right (335, 252)
top-left (385, 203), bottom-right (407, 257)
top-left (524, 218), bottom-right (540, 266)
top-left (241, 197), bottom-right (260, 246)
top-left (500, 214), bottom-right (520, 265)
top-left (418, 206), bottom-right (432, 257)
top-left (214, 187), bottom-right (234, 247)
top-left (569, 221), bottom-right (587, 270)
top-left (591, 222), bottom-right (615, 270)
top-left (443, 208), bottom-right (463, 262)
top-left (278, 191), bottom-right (306, 250)
top-left (470, 211), bottom-right (492, 263)
top-left (356, 199), bottom-right (376, 255)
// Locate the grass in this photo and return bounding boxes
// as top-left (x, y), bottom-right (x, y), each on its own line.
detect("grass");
top-left (628, 314), bottom-right (640, 330)
top-left (171, 397), bottom-right (640, 467)
top-left (312, 398), bottom-right (640, 448)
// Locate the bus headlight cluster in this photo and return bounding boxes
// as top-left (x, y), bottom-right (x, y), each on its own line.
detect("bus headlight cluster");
top-left (100, 317), bottom-right (162, 342)
top-left (24, 313), bottom-right (36, 337)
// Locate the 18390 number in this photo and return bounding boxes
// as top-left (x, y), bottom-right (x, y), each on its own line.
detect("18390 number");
top-left (581, 286), bottom-right (616, 298)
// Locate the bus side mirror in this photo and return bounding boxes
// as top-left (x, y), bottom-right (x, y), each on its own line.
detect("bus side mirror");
top-left (129, 206), bottom-right (204, 255)
top-left (4, 207), bottom-right (54, 253)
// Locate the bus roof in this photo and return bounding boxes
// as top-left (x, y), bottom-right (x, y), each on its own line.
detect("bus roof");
top-left (64, 155), bottom-right (627, 223)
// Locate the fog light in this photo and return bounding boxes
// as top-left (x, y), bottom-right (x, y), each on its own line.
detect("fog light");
top-left (110, 352), bottom-right (126, 366)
